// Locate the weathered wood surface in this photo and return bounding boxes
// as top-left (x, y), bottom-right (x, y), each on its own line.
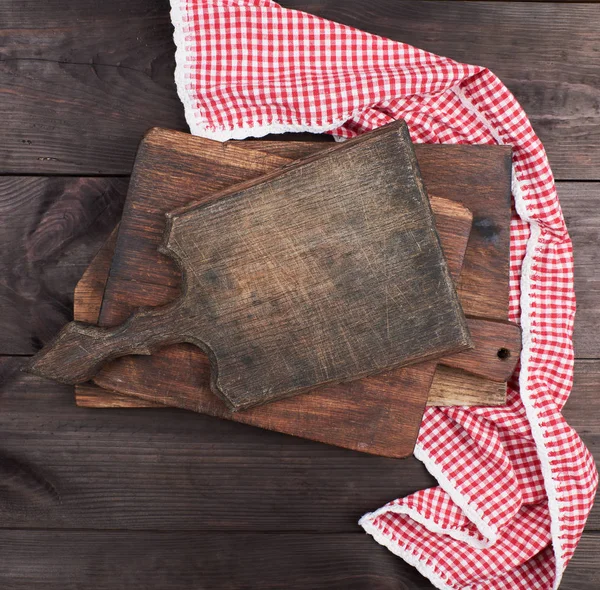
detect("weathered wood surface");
top-left (73, 231), bottom-right (118, 326)
top-left (83, 133), bottom-right (512, 414)
top-left (0, 356), bottom-right (439, 531)
top-left (2, 1), bottom-right (600, 178)
top-left (78, 375), bottom-right (506, 410)
top-left (0, 528), bottom-right (595, 590)
top-left (0, 529), bottom-right (597, 590)
top-left (0, 176), bottom-right (127, 355)
top-left (0, 177), bottom-right (594, 586)
top-left (99, 136), bottom-right (512, 327)
top-left (0, 530), bottom-right (438, 590)
top-left (28, 123), bottom-right (471, 417)
top-left (1, 356), bottom-right (597, 532)
top-left (0, 358), bottom-right (597, 590)
top-left (428, 365), bottom-right (507, 407)
top-left (560, 183), bottom-right (600, 358)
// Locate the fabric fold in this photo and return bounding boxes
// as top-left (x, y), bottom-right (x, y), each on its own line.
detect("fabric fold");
top-left (169, 1), bottom-right (598, 587)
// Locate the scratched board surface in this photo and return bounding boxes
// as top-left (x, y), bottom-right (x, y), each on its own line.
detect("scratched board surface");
top-left (74, 126), bottom-right (519, 461)
top-left (75, 189), bottom-right (476, 459)
top-left (25, 122), bottom-right (471, 412)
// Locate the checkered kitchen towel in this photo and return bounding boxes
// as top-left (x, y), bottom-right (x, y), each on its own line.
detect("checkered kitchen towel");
top-left (169, 1), bottom-right (598, 588)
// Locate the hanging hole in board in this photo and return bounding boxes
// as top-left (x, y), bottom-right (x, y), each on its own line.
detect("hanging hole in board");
top-left (497, 348), bottom-right (511, 360)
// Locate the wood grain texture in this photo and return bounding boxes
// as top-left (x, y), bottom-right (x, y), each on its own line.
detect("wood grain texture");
top-left (0, 529), bottom-right (598, 590)
top-left (0, 530), bottom-right (439, 590)
top-left (0, 176), bottom-right (127, 355)
top-left (158, 122), bottom-right (470, 408)
top-left (74, 204), bottom-right (516, 408)
top-left (75, 216), bottom-right (515, 410)
top-left (0, 1), bottom-right (599, 588)
top-left (79, 369), bottom-right (510, 409)
top-left (97, 134), bottom-right (512, 323)
top-left (1, 0), bottom-right (599, 178)
top-left (0, 362), bottom-right (595, 587)
top-left (0, 356), bottom-right (441, 530)
top-left (0, 356), bottom-right (596, 532)
top-left (427, 365), bottom-right (507, 407)
top-left (72, 168), bottom-right (516, 461)
top-left (27, 123), bottom-right (471, 414)
top-left (441, 318), bottom-right (520, 381)
top-left (73, 205), bottom-right (464, 456)
top-left (9, 181), bottom-right (600, 362)
top-left (99, 136), bottom-right (512, 326)
top-left (562, 360), bottom-right (600, 530)
top-left (73, 230), bottom-right (118, 325)
top-left (0, 359), bottom-right (597, 590)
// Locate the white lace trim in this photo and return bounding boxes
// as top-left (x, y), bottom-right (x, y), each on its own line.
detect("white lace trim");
top-left (450, 85), bottom-right (564, 589)
top-left (170, 0), bottom-right (198, 137)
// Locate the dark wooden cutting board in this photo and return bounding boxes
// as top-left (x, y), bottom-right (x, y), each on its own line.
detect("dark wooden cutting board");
top-left (27, 123), bottom-right (473, 412)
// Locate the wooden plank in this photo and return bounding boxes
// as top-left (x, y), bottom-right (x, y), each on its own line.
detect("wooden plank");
top-left (561, 533), bottom-right (600, 590)
top-left (0, 530), bottom-right (438, 590)
top-left (73, 231), bottom-right (118, 324)
top-left (0, 356), bottom-right (439, 531)
top-left (0, 356), bottom-right (594, 532)
top-left (0, 0), bottom-right (187, 175)
top-left (74, 197), bottom-right (514, 411)
top-left (0, 178), bottom-right (592, 362)
top-left (96, 136), bottom-right (512, 323)
top-left (0, 1), bottom-right (599, 178)
top-left (0, 528), bottom-right (596, 590)
top-left (428, 365), bottom-right (507, 407)
top-left (85, 135), bottom-right (513, 417)
top-left (563, 360), bottom-right (600, 530)
top-left (78, 370), bottom-right (510, 410)
top-left (0, 176), bottom-right (127, 355)
top-left (99, 138), bottom-right (512, 325)
top-left (74, 228), bottom-right (506, 408)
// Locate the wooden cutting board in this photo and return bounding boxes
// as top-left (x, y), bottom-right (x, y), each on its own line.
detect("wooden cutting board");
top-left (73, 127), bottom-right (516, 457)
top-left (27, 123), bottom-right (473, 412)
top-left (75, 230), bottom-right (476, 407)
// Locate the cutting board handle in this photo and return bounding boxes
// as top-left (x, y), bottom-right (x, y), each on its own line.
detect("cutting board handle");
top-left (441, 318), bottom-right (521, 382)
top-left (24, 304), bottom-right (185, 385)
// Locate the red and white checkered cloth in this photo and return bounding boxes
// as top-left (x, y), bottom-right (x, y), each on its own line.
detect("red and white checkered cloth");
top-left (169, 1), bottom-right (598, 588)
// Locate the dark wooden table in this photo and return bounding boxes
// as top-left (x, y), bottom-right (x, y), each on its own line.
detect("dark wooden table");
top-left (1, 1), bottom-right (598, 588)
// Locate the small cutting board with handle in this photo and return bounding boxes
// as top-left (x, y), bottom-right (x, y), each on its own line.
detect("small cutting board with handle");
top-left (26, 121), bottom-right (472, 411)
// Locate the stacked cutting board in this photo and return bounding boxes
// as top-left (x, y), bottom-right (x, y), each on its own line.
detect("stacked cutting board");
top-left (28, 121), bottom-right (520, 458)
